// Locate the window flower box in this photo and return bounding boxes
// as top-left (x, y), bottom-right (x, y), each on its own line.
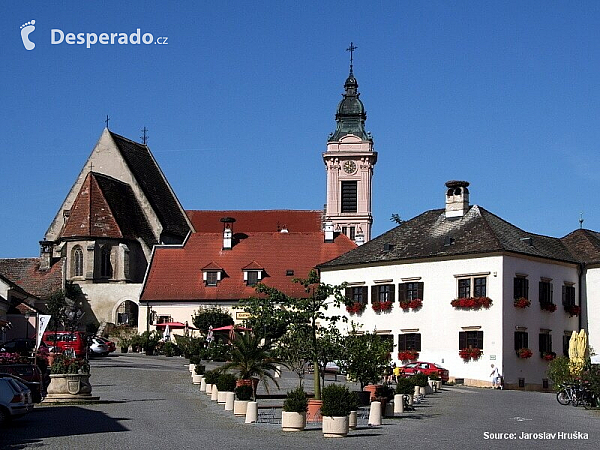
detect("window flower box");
top-left (540, 302), bottom-right (557, 312)
top-left (451, 297), bottom-right (492, 310)
top-left (399, 298), bottom-right (422, 311)
top-left (564, 304), bottom-right (580, 317)
top-left (542, 352), bottom-right (556, 361)
top-left (459, 347), bottom-right (482, 361)
top-left (371, 301), bottom-right (393, 312)
top-left (513, 297), bottom-right (530, 308)
top-left (398, 350), bottom-right (419, 362)
top-left (516, 348), bottom-right (533, 359)
top-left (346, 302), bottom-right (366, 315)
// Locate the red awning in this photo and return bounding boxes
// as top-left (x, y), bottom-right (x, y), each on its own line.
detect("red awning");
top-left (211, 325), bottom-right (252, 332)
top-left (155, 322), bottom-right (198, 330)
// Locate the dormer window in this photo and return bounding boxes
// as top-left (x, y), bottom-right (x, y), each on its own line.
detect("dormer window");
top-left (245, 270), bottom-right (261, 286)
top-left (202, 262), bottom-right (224, 286)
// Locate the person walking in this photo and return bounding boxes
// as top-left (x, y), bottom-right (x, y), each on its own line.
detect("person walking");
top-left (490, 364), bottom-right (502, 389)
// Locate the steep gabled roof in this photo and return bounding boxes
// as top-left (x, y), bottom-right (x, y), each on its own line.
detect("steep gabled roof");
top-left (186, 210), bottom-right (323, 233)
top-left (140, 227), bottom-right (356, 302)
top-left (61, 172), bottom-right (156, 248)
top-left (320, 205), bottom-right (577, 269)
top-left (0, 258), bottom-right (62, 300)
top-left (109, 131), bottom-right (192, 239)
top-left (561, 229), bottom-right (600, 265)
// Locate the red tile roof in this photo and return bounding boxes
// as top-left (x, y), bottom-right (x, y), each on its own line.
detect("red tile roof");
top-left (186, 210), bottom-right (323, 233)
top-left (0, 258), bottom-right (63, 300)
top-left (140, 229), bottom-right (355, 302)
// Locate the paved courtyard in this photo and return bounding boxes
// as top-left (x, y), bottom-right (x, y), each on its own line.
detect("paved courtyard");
top-left (1, 353), bottom-right (599, 449)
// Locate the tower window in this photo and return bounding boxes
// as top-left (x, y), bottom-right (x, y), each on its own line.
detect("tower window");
top-left (341, 181), bottom-right (357, 213)
top-left (341, 226), bottom-right (356, 240)
top-left (72, 245), bottom-right (83, 277)
top-left (100, 245), bottom-right (113, 278)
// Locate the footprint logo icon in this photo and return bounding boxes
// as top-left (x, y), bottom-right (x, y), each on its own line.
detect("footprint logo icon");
top-left (20, 20), bottom-right (36, 50)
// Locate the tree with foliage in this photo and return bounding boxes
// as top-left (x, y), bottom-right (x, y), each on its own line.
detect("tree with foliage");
top-left (546, 356), bottom-right (575, 390)
top-left (340, 325), bottom-right (391, 389)
top-left (273, 324), bottom-right (312, 387)
top-left (237, 295), bottom-right (290, 343)
top-left (251, 270), bottom-right (347, 400)
top-left (192, 306), bottom-right (234, 334)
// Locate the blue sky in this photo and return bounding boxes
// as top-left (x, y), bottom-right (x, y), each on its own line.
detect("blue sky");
top-left (2, 1), bottom-right (600, 258)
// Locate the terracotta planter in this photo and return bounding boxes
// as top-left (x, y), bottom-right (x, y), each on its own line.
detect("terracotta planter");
top-left (306, 399), bottom-right (323, 423)
top-left (322, 415), bottom-right (349, 438)
top-left (281, 411), bottom-right (306, 431)
top-left (363, 384), bottom-right (381, 401)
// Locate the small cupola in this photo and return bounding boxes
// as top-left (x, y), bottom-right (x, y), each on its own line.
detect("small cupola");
top-left (220, 217), bottom-right (236, 250)
top-left (445, 180), bottom-right (470, 218)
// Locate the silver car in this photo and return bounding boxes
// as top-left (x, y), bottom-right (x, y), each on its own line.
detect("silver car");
top-left (89, 337), bottom-right (109, 356)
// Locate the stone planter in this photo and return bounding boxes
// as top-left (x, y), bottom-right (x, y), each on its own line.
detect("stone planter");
top-left (281, 411), bottom-right (306, 431)
top-left (233, 400), bottom-right (249, 416)
top-left (205, 383), bottom-right (213, 396)
top-left (192, 374), bottom-right (203, 385)
top-left (218, 390), bottom-right (230, 404)
top-left (200, 378), bottom-right (207, 392)
top-left (189, 363), bottom-right (196, 373)
top-left (43, 373), bottom-right (99, 403)
top-left (211, 385), bottom-right (218, 401)
top-left (348, 410), bottom-right (357, 430)
top-left (436, 380), bottom-right (442, 390)
top-left (322, 416), bottom-right (349, 438)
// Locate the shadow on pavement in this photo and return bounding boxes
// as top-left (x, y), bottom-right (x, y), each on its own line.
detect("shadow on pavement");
top-left (1, 406), bottom-right (129, 448)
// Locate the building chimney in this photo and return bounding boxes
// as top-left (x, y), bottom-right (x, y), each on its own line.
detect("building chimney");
top-left (220, 217), bottom-right (236, 250)
top-left (355, 233), bottom-right (365, 246)
top-left (324, 221), bottom-right (334, 243)
top-left (445, 181), bottom-right (470, 218)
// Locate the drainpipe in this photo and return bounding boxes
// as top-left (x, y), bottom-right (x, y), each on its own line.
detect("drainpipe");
top-left (578, 263), bottom-right (585, 331)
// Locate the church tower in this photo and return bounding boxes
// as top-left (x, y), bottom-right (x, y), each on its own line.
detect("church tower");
top-left (323, 43), bottom-right (377, 244)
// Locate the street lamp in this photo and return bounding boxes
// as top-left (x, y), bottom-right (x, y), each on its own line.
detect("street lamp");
top-left (24, 310), bottom-right (31, 339)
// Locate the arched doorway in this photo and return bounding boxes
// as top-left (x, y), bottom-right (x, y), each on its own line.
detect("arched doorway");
top-left (116, 300), bottom-right (138, 326)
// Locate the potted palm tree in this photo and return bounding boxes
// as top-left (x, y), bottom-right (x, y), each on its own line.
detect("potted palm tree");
top-left (281, 386), bottom-right (308, 431)
top-left (320, 384), bottom-right (355, 438)
top-left (218, 332), bottom-right (281, 399)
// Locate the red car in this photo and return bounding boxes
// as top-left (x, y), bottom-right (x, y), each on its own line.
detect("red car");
top-left (400, 361), bottom-right (449, 383)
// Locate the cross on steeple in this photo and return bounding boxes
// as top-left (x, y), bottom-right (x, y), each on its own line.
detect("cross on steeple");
top-left (346, 42), bottom-right (357, 74)
top-left (140, 126), bottom-right (149, 145)
top-left (105, 115), bottom-right (110, 129)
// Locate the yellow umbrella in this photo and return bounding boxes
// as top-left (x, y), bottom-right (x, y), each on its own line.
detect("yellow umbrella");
top-left (568, 330), bottom-right (578, 360)
top-left (577, 329), bottom-right (588, 360)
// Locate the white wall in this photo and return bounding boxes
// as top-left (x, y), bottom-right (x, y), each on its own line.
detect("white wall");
top-left (321, 253), bottom-right (580, 388)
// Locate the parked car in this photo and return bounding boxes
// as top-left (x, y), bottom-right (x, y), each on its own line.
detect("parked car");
top-left (0, 364), bottom-right (43, 402)
top-left (400, 361), bottom-right (449, 383)
top-left (89, 338), bottom-right (109, 356)
top-left (0, 375), bottom-right (34, 411)
top-left (42, 331), bottom-right (87, 357)
top-left (95, 337), bottom-right (116, 353)
top-left (0, 338), bottom-right (36, 356)
top-left (0, 377), bottom-right (31, 424)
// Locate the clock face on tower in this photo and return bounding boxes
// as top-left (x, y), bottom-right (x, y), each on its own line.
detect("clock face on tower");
top-left (343, 160), bottom-right (357, 174)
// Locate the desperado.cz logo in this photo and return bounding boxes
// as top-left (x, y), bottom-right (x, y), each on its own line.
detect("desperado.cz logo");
top-left (20, 19), bottom-right (168, 50)
top-left (52, 28), bottom-right (168, 48)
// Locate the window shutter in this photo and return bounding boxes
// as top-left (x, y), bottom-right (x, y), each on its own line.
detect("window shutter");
top-left (524, 278), bottom-right (529, 299)
top-left (398, 283), bottom-right (406, 303)
top-left (459, 331), bottom-right (466, 349)
top-left (418, 282), bottom-right (424, 299)
top-left (514, 332), bottom-right (519, 351)
top-left (415, 333), bottom-right (422, 351)
top-left (371, 285), bottom-right (378, 303)
top-left (345, 287), bottom-right (351, 302)
top-left (476, 331), bottom-right (484, 349)
top-left (562, 285), bottom-right (566, 306)
top-left (513, 278), bottom-right (519, 299)
top-left (361, 286), bottom-right (368, 304)
top-left (398, 334), bottom-right (406, 351)
top-left (389, 284), bottom-right (395, 302)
